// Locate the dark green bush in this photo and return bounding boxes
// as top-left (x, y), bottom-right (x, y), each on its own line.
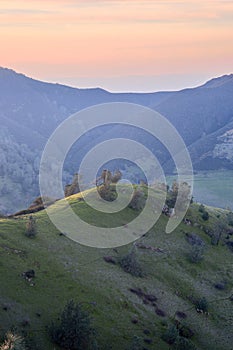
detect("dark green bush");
top-left (161, 324), bottom-right (179, 344)
top-left (211, 234), bottom-right (219, 245)
top-left (98, 184), bottom-right (117, 202)
top-left (166, 181), bottom-right (191, 212)
top-left (195, 297), bottom-right (208, 313)
top-left (198, 204), bottom-right (209, 221)
top-left (227, 212), bottom-right (233, 226)
top-left (188, 244), bottom-right (205, 263)
top-left (48, 300), bottom-right (97, 350)
top-left (127, 336), bottom-right (143, 350)
top-left (186, 233), bottom-right (205, 246)
top-left (198, 204), bottom-right (205, 213)
top-left (211, 220), bottom-right (228, 246)
top-left (173, 336), bottom-right (197, 350)
top-left (119, 247), bottom-right (144, 277)
top-left (202, 211), bottom-right (209, 221)
top-left (178, 324), bottom-right (194, 339)
top-left (25, 216), bottom-right (37, 238)
top-left (214, 281), bottom-right (227, 290)
top-left (128, 187), bottom-right (146, 211)
top-left (226, 241), bottom-right (233, 252)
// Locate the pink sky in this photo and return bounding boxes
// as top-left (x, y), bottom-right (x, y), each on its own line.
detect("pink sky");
top-left (0, 0), bottom-right (232, 91)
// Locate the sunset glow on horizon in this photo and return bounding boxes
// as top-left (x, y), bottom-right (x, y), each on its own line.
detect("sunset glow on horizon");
top-left (0, 0), bottom-right (233, 91)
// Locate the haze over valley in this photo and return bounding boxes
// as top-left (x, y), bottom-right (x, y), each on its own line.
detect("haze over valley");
top-left (0, 68), bottom-right (233, 213)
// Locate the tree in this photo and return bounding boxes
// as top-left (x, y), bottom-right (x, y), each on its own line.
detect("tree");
top-left (96, 169), bottom-right (122, 187)
top-left (96, 169), bottom-right (122, 202)
top-left (48, 300), bottom-right (97, 350)
top-left (166, 180), bottom-right (179, 208)
top-left (174, 337), bottom-right (197, 350)
top-left (176, 182), bottom-right (192, 212)
top-left (119, 246), bottom-right (144, 277)
top-left (162, 324), bottom-right (179, 344)
top-left (227, 211), bottom-right (233, 226)
top-left (202, 211), bottom-right (209, 221)
top-left (65, 173), bottom-right (81, 197)
top-left (127, 336), bottom-right (143, 350)
top-left (128, 187), bottom-right (146, 211)
top-left (198, 203), bottom-right (209, 221)
top-left (25, 216), bottom-right (37, 238)
top-left (211, 220), bottom-right (228, 246)
top-left (111, 170), bottom-right (122, 184)
top-left (166, 181), bottom-right (191, 212)
top-left (195, 297), bottom-right (208, 313)
top-left (188, 244), bottom-right (205, 263)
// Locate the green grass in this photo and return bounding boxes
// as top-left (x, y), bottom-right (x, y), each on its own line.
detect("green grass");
top-left (0, 188), bottom-right (233, 349)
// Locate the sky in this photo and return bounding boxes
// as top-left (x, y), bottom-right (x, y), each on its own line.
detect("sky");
top-left (0, 0), bottom-right (233, 92)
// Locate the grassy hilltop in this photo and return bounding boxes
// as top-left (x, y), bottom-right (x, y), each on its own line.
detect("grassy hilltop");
top-left (0, 187), bottom-right (233, 349)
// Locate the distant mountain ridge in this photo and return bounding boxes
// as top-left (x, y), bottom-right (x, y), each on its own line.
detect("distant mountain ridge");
top-left (0, 67), bottom-right (233, 213)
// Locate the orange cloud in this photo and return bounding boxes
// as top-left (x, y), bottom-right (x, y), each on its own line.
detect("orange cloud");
top-left (0, 0), bottom-right (232, 90)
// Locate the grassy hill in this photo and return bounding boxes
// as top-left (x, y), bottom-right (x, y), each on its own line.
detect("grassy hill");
top-left (0, 188), bottom-right (233, 349)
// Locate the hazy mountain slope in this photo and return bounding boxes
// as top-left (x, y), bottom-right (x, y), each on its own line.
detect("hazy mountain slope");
top-left (189, 119), bottom-right (233, 169)
top-left (155, 75), bottom-right (233, 148)
top-left (1, 67), bottom-right (233, 213)
top-left (0, 67), bottom-right (172, 149)
top-left (0, 68), bottom-right (173, 213)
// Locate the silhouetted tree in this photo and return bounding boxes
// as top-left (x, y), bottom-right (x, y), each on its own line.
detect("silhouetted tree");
top-left (211, 220), bottom-right (228, 245)
top-left (48, 300), bottom-right (97, 350)
top-left (65, 173), bottom-right (81, 197)
top-left (25, 215), bottom-right (37, 238)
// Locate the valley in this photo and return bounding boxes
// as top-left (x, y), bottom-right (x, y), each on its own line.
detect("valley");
top-left (0, 68), bottom-right (233, 214)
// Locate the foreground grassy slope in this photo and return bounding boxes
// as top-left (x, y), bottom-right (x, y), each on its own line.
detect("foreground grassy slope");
top-left (0, 189), bottom-right (233, 349)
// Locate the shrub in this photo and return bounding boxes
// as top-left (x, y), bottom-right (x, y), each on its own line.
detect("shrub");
top-left (25, 216), bottom-right (37, 238)
top-left (23, 332), bottom-right (41, 350)
top-left (227, 212), bottom-right (233, 226)
top-left (155, 308), bottom-right (166, 317)
top-left (186, 233), bottom-right (205, 246)
top-left (173, 336), bottom-right (197, 350)
top-left (226, 241), bottom-right (233, 252)
top-left (127, 336), bottom-right (143, 350)
top-left (128, 187), bottom-right (146, 211)
top-left (98, 184), bottom-right (117, 202)
top-left (28, 196), bottom-right (55, 209)
top-left (111, 170), bottom-right (122, 184)
top-left (103, 256), bottom-right (116, 264)
top-left (202, 211), bottom-right (209, 221)
top-left (195, 297), bottom-right (208, 313)
top-left (175, 311), bottom-right (187, 319)
top-left (119, 247), bottom-right (144, 277)
top-left (161, 324), bottom-right (179, 344)
top-left (65, 173), bottom-right (81, 197)
top-left (214, 282), bottom-right (227, 291)
top-left (198, 204), bottom-right (205, 213)
top-left (178, 324), bottom-right (194, 339)
top-left (188, 244), bottom-right (205, 263)
top-left (198, 204), bottom-right (209, 221)
top-left (166, 181), bottom-right (191, 212)
top-left (211, 234), bottom-right (218, 245)
top-left (211, 220), bottom-right (228, 246)
top-left (48, 300), bottom-right (97, 350)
